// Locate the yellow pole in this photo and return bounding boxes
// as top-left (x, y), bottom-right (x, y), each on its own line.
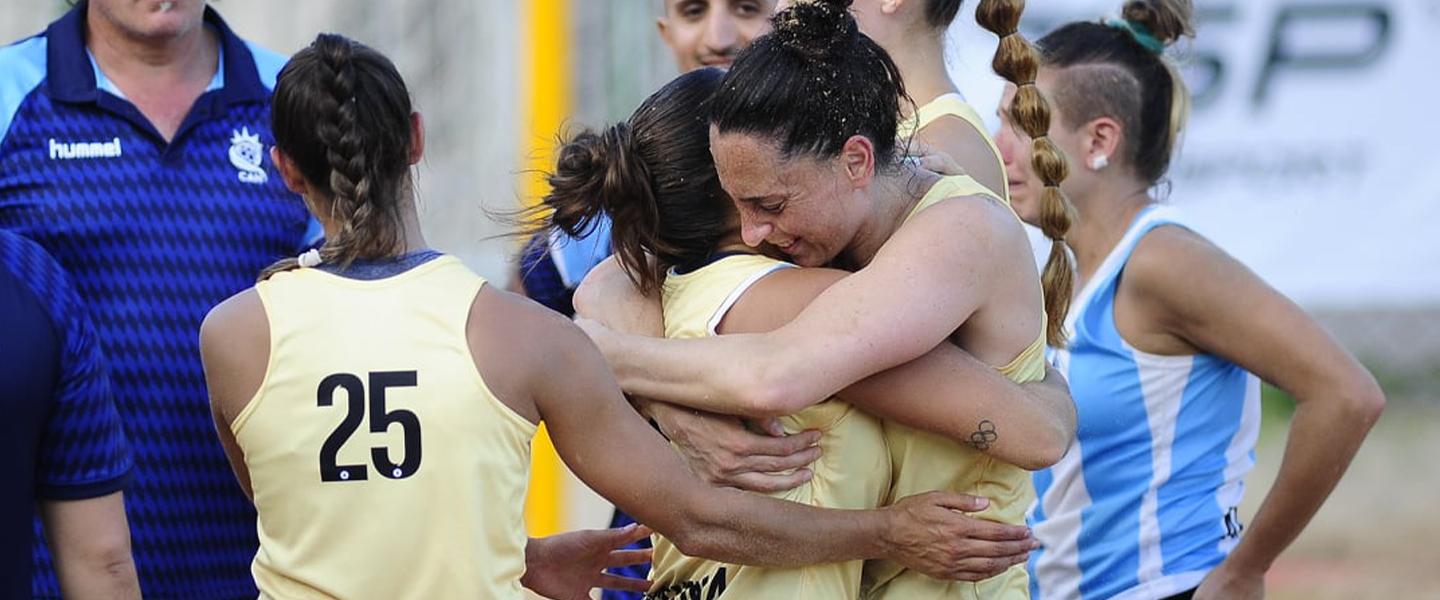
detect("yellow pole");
top-left (521, 0), bottom-right (570, 537)
top-left (522, 0), bottom-right (569, 214)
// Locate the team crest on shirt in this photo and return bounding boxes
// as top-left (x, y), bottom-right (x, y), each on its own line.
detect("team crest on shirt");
top-left (229, 127), bottom-right (268, 184)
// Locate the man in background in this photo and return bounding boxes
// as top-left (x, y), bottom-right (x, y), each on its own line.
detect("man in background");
top-left (0, 1), bottom-right (315, 596)
top-left (513, 0), bottom-right (776, 314)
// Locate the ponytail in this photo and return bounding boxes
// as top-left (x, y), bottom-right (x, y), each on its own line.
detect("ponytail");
top-left (977, 0), bottom-right (1075, 346)
top-left (1161, 59), bottom-right (1191, 168)
top-left (540, 122), bottom-right (670, 293)
top-left (533, 67), bottom-right (731, 293)
top-left (1037, 0), bottom-right (1195, 188)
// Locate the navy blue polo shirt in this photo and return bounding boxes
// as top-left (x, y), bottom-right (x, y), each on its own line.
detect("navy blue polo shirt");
top-left (0, 229), bottom-right (132, 600)
top-left (0, 3), bottom-right (316, 597)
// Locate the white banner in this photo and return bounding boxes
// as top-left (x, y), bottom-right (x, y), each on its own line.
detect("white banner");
top-left (947, 0), bottom-right (1440, 308)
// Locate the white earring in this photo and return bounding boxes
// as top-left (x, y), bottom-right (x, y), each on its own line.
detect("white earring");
top-left (1089, 155), bottom-right (1109, 171)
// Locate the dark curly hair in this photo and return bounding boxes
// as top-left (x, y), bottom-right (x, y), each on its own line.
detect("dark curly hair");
top-left (708, 0), bottom-right (910, 168)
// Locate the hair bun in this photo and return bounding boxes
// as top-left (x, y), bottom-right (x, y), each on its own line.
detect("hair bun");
top-left (546, 123), bottom-right (652, 240)
top-left (1121, 0), bottom-right (1195, 44)
top-left (773, 0), bottom-right (858, 61)
top-left (547, 129), bottom-right (610, 238)
top-left (552, 130), bottom-right (602, 187)
top-left (595, 122), bottom-right (647, 215)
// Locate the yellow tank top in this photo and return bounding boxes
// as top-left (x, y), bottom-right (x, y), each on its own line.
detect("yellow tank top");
top-left (234, 256), bottom-right (537, 600)
top-left (899, 93), bottom-right (1009, 201)
top-left (862, 177), bottom-right (1047, 600)
top-left (650, 253), bottom-right (892, 600)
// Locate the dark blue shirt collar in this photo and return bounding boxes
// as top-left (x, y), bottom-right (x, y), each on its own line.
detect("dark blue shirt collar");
top-left (44, 0), bottom-right (269, 105)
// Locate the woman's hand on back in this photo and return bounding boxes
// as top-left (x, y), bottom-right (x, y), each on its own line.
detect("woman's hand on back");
top-left (905, 140), bottom-right (967, 178)
top-left (645, 399), bottom-right (821, 493)
top-left (881, 492), bottom-right (1038, 581)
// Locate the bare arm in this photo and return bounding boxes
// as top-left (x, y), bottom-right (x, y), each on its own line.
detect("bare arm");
top-left (579, 255), bottom-right (1072, 474)
top-left (472, 287), bottom-right (1034, 577)
top-left (575, 258), bottom-right (827, 491)
top-left (572, 256), bottom-right (665, 337)
top-left (199, 289), bottom-right (270, 501)
top-left (720, 267), bottom-right (1074, 469)
top-left (583, 197), bottom-right (1025, 417)
top-left (842, 352), bottom-right (1073, 470)
top-left (1124, 228), bottom-right (1384, 599)
top-left (40, 492), bottom-right (141, 600)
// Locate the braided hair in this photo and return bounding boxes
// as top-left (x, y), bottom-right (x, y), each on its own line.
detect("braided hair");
top-left (976, 0), bottom-right (1075, 346)
top-left (260, 33), bottom-right (415, 280)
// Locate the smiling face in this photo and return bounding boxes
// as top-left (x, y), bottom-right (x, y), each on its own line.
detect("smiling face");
top-left (709, 128), bottom-right (867, 267)
top-left (658, 0), bottom-right (776, 71)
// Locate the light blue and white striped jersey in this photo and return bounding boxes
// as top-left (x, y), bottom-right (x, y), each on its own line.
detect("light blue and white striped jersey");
top-left (1028, 205), bottom-right (1261, 600)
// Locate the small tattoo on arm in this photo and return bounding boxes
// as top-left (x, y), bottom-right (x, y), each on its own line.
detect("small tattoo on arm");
top-left (968, 420), bottom-right (998, 451)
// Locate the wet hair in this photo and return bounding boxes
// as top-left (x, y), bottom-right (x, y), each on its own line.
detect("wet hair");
top-left (924, 0), bottom-right (965, 28)
top-left (1038, 0), bottom-right (1194, 186)
top-left (539, 68), bottom-right (730, 293)
top-left (260, 33), bottom-right (416, 280)
top-left (977, 0), bottom-right (1075, 346)
top-left (708, 0), bottom-right (909, 168)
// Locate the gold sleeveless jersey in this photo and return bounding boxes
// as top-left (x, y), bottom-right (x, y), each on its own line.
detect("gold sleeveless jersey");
top-left (900, 92), bottom-right (1009, 201)
top-left (648, 253), bottom-right (892, 600)
top-left (863, 177), bottom-right (1047, 599)
top-left (233, 257), bottom-right (537, 600)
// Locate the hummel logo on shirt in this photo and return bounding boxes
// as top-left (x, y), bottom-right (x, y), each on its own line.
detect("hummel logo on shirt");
top-left (48, 137), bottom-right (122, 160)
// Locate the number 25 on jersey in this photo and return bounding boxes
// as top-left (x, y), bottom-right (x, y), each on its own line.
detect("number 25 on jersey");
top-left (316, 370), bottom-right (423, 482)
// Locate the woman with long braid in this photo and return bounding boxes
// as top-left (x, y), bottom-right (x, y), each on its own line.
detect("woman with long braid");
top-left (996, 2), bottom-right (1384, 598)
top-left (865, 0), bottom-right (1079, 338)
top-left (196, 33), bottom-right (1042, 600)
top-left (577, 0), bottom-right (1070, 597)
